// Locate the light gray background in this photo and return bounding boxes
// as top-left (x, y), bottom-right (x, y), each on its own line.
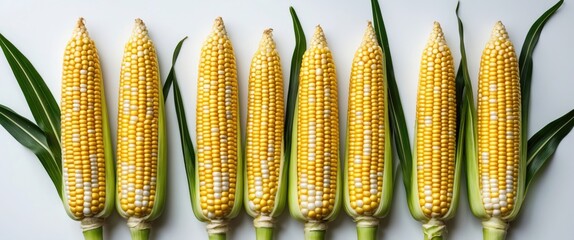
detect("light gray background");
top-left (0, 0), bottom-right (572, 239)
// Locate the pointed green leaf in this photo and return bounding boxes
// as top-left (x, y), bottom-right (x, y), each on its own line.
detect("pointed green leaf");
top-left (162, 37), bottom-right (195, 186)
top-left (456, 2), bottom-right (487, 219)
top-left (0, 33), bottom-right (61, 163)
top-left (525, 109), bottom-right (574, 192)
top-left (371, 0), bottom-right (412, 190)
top-left (519, 0), bottom-right (563, 129)
top-left (162, 37), bottom-right (188, 100)
top-left (164, 37), bottom-right (201, 219)
top-left (0, 104), bottom-right (61, 198)
top-left (507, 0), bottom-right (564, 219)
top-left (284, 6), bottom-right (306, 167)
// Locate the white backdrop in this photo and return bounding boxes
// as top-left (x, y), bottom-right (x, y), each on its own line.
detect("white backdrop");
top-left (0, 0), bottom-right (572, 239)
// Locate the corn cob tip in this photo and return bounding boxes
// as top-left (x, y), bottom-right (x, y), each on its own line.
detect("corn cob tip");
top-left (132, 18), bottom-right (149, 38)
top-left (361, 22), bottom-right (378, 46)
top-left (259, 28), bottom-right (276, 50)
top-left (490, 21), bottom-right (510, 41)
top-left (310, 25), bottom-right (328, 48)
top-left (76, 17), bottom-right (85, 28)
top-left (212, 17), bottom-right (227, 36)
top-left (427, 21), bottom-right (447, 47)
top-left (73, 18), bottom-right (88, 38)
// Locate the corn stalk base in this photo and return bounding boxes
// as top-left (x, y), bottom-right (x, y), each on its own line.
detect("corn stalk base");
top-left (129, 228), bottom-right (150, 240)
top-left (208, 233), bottom-right (226, 240)
top-left (82, 227), bottom-right (103, 240)
top-left (482, 218), bottom-right (508, 240)
top-left (357, 226), bottom-right (377, 240)
top-left (255, 227), bottom-right (274, 240)
top-left (422, 219), bottom-right (446, 240)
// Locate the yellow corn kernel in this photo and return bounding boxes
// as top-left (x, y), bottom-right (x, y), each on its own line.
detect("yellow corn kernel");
top-left (196, 17), bottom-right (239, 220)
top-left (246, 29), bottom-right (284, 215)
top-left (61, 18), bottom-right (107, 218)
top-left (477, 21), bottom-right (520, 218)
top-left (346, 22), bottom-right (386, 216)
top-left (116, 19), bottom-right (161, 218)
top-left (297, 26), bottom-right (339, 220)
top-left (415, 22), bottom-right (456, 218)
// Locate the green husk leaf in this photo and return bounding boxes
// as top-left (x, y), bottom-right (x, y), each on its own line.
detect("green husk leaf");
top-left (370, 0), bottom-right (413, 191)
top-left (145, 41), bottom-right (168, 222)
top-left (525, 109), bottom-right (574, 192)
top-left (97, 67), bottom-right (116, 218)
top-left (270, 140), bottom-right (288, 217)
top-left (288, 96), bottom-right (304, 220)
top-left (162, 37), bottom-right (187, 101)
top-left (286, 6), bottom-right (307, 222)
top-left (0, 104), bottom-right (61, 197)
top-left (0, 33), bottom-right (61, 164)
top-left (284, 6), bottom-right (306, 167)
top-left (455, 1), bottom-right (486, 219)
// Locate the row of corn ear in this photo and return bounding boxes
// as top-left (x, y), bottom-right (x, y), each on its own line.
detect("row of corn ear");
top-left (58, 11), bottom-right (558, 240)
top-left (59, 18), bottom-right (165, 240)
top-left (189, 15), bottom-right (391, 240)
top-left (0, 1), bottom-right (568, 239)
top-left (370, 0), bottom-right (570, 239)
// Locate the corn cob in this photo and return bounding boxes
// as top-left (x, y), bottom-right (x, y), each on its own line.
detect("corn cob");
top-left (60, 18), bottom-right (114, 240)
top-left (343, 22), bottom-right (392, 240)
top-left (244, 29), bottom-right (287, 240)
top-left (467, 21), bottom-right (524, 240)
top-left (192, 17), bottom-right (243, 240)
top-left (477, 22), bottom-right (521, 219)
top-left (406, 22), bottom-right (461, 240)
top-left (115, 19), bottom-right (167, 240)
top-left (288, 25), bottom-right (342, 240)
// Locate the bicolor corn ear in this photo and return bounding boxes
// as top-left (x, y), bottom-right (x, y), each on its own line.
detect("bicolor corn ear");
top-left (114, 19), bottom-right (166, 240)
top-left (404, 22), bottom-right (461, 239)
top-left (60, 18), bottom-right (115, 239)
top-left (192, 17), bottom-right (243, 239)
top-left (474, 22), bottom-right (522, 222)
top-left (462, 2), bottom-right (571, 240)
top-left (343, 23), bottom-right (393, 240)
top-left (243, 29), bottom-right (289, 240)
top-left (288, 24), bottom-right (342, 240)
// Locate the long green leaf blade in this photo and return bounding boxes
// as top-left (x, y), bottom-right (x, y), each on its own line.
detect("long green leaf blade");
top-left (0, 104), bottom-right (61, 197)
top-left (456, 1), bottom-right (486, 218)
top-left (371, 0), bottom-right (412, 189)
top-left (518, 0), bottom-right (563, 145)
top-left (0, 33), bottom-right (61, 162)
top-left (162, 37), bottom-right (188, 100)
top-left (525, 109), bottom-right (574, 192)
top-left (284, 6), bottom-right (306, 166)
top-left (511, 0), bottom-right (564, 217)
top-left (163, 37), bottom-right (195, 191)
